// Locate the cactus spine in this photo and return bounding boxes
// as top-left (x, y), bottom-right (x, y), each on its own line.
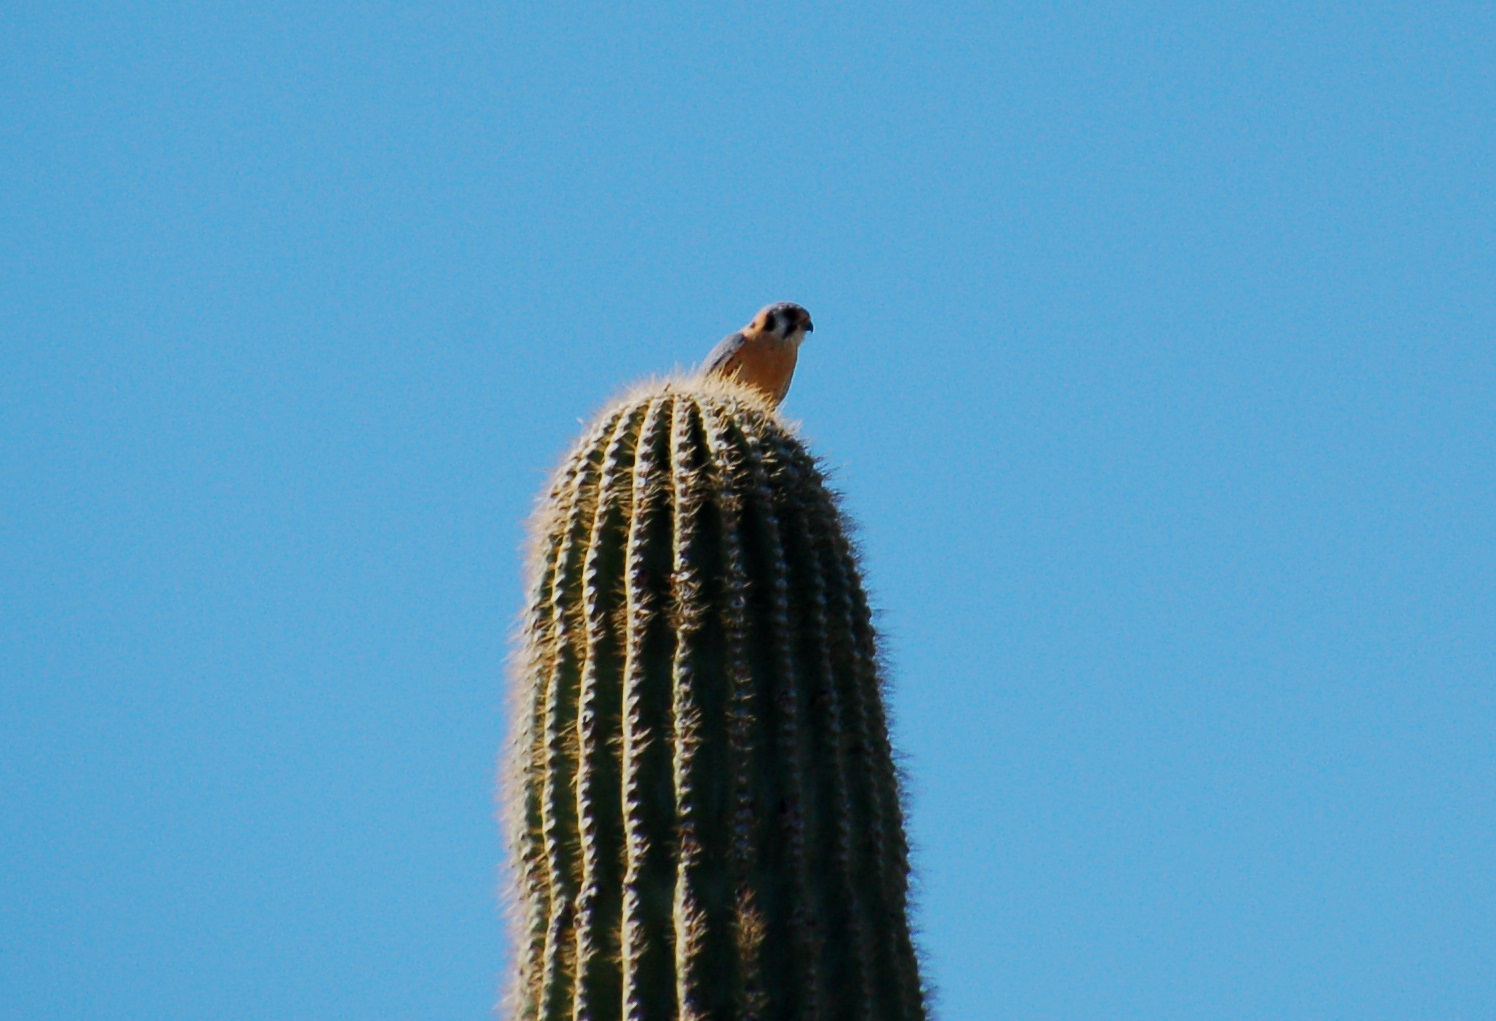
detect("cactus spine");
top-left (509, 380), bottom-right (925, 1021)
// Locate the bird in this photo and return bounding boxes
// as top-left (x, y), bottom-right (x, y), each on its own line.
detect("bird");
top-left (701, 302), bottom-right (814, 407)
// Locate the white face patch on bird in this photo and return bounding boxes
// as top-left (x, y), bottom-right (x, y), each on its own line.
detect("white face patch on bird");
top-left (760, 302), bottom-right (814, 344)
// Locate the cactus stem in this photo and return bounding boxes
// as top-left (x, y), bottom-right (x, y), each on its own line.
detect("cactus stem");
top-left (508, 380), bottom-right (926, 1021)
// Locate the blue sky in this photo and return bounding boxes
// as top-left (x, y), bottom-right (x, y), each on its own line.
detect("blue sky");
top-left (4, 3), bottom-right (1493, 1018)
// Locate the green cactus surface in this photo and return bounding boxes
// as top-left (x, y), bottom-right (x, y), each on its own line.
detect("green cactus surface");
top-left (507, 378), bottom-right (925, 1021)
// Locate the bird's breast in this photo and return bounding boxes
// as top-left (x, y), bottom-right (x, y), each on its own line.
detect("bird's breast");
top-left (736, 337), bottom-right (799, 400)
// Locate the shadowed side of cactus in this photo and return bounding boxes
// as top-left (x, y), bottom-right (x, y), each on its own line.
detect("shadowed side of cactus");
top-left (507, 379), bottom-right (925, 1021)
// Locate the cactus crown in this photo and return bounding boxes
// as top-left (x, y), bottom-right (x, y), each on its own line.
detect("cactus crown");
top-left (507, 377), bottom-right (925, 1021)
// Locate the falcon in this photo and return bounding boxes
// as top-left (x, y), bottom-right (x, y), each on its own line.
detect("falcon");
top-left (702, 302), bottom-right (814, 407)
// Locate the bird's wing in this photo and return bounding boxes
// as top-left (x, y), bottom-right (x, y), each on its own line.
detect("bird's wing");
top-left (702, 331), bottom-right (747, 374)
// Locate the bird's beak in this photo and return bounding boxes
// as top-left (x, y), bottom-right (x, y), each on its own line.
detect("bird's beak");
top-left (803, 318), bottom-right (815, 333)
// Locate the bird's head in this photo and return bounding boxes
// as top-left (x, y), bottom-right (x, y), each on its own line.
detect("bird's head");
top-left (753, 302), bottom-right (814, 345)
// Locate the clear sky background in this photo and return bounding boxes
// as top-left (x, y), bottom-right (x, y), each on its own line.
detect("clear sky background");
top-left (4, 4), bottom-right (1493, 1019)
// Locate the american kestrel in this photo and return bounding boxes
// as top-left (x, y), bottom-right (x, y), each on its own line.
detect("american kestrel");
top-left (702, 302), bottom-right (814, 407)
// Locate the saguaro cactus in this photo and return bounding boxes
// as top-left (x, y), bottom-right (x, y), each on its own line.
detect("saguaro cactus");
top-left (507, 378), bottom-right (925, 1021)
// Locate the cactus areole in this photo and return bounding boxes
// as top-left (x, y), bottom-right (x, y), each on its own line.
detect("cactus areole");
top-left (507, 379), bottom-right (925, 1021)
